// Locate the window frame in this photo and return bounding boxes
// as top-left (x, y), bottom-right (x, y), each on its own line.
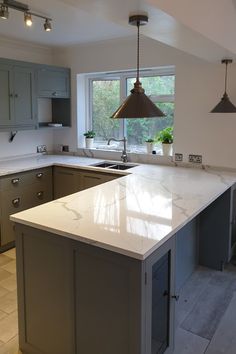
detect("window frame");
top-left (86, 66), bottom-right (175, 145)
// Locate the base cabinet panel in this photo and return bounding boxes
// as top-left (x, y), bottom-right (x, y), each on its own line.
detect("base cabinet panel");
top-left (15, 225), bottom-right (177, 354)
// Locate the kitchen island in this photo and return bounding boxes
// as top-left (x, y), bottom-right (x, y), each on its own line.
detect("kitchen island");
top-left (10, 158), bottom-right (236, 354)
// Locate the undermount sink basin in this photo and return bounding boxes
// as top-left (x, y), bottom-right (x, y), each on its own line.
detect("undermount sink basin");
top-left (92, 161), bottom-right (137, 170)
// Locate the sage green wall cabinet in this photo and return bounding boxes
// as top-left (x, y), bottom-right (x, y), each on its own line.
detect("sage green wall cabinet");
top-left (37, 66), bottom-right (70, 98)
top-left (53, 166), bottom-right (120, 199)
top-left (0, 167), bottom-right (52, 251)
top-left (0, 62), bottom-right (37, 130)
top-left (15, 225), bottom-right (176, 354)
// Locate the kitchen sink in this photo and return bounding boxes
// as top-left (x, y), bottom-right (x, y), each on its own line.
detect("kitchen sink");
top-left (92, 161), bottom-right (137, 170)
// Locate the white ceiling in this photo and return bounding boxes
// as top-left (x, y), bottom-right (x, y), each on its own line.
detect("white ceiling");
top-left (0, 0), bottom-right (236, 61)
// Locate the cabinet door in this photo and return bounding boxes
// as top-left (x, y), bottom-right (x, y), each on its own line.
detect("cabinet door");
top-left (37, 67), bottom-right (70, 98)
top-left (145, 237), bottom-right (175, 354)
top-left (0, 63), bottom-right (14, 127)
top-left (53, 167), bottom-right (81, 199)
top-left (80, 171), bottom-right (117, 190)
top-left (13, 66), bottom-right (36, 127)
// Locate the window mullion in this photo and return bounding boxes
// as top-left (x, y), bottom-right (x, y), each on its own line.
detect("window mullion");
top-left (120, 76), bottom-right (127, 138)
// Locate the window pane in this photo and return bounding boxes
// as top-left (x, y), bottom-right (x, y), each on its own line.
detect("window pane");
top-left (92, 80), bottom-right (120, 142)
top-left (127, 75), bottom-right (175, 96)
top-left (126, 103), bottom-right (174, 146)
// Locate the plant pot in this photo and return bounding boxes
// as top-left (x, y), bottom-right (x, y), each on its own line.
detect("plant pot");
top-left (85, 138), bottom-right (94, 149)
top-left (162, 143), bottom-right (172, 156)
top-left (146, 142), bottom-right (154, 154)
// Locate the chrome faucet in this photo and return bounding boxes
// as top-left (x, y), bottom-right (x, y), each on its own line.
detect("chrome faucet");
top-left (107, 137), bottom-right (128, 163)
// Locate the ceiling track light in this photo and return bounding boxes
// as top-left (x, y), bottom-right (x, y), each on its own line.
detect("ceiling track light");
top-left (24, 11), bottom-right (32, 27)
top-left (0, 0), bottom-right (52, 31)
top-left (111, 13), bottom-right (165, 119)
top-left (0, 4), bottom-right (9, 19)
top-left (211, 59), bottom-right (236, 113)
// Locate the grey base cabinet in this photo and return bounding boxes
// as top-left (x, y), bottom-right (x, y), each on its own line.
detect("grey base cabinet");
top-left (15, 225), bottom-right (176, 354)
top-left (0, 167), bottom-right (52, 250)
top-left (53, 166), bottom-right (120, 199)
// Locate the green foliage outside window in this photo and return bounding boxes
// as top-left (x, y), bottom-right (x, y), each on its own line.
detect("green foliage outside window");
top-left (91, 74), bottom-right (175, 147)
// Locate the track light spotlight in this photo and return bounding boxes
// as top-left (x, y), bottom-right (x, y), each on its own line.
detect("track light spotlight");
top-left (24, 12), bottom-right (32, 27)
top-left (0, 5), bottom-right (9, 19)
top-left (44, 18), bottom-right (52, 32)
top-left (0, 1), bottom-right (52, 32)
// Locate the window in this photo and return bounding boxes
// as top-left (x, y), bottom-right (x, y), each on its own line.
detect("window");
top-left (88, 68), bottom-right (175, 152)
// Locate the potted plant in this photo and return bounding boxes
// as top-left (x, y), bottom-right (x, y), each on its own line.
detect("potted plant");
top-left (145, 138), bottom-right (155, 154)
top-left (156, 127), bottom-right (173, 156)
top-left (84, 130), bottom-right (95, 148)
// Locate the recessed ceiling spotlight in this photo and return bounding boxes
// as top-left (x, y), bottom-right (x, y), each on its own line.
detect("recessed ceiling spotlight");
top-left (44, 18), bottom-right (52, 32)
top-left (0, 5), bottom-right (9, 19)
top-left (24, 12), bottom-right (32, 27)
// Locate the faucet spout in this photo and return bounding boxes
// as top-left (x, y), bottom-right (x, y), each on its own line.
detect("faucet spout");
top-left (107, 137), bottom-right (128, 163)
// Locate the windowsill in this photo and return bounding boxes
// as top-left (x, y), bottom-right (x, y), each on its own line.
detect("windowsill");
top-left (77, 147), bottom-right (174, 166)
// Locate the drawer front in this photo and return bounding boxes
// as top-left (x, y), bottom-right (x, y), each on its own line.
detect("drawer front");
top-left (2, 188), bottom-right (31, 216)
top-left (31, 185), bottom-right (53, 207)
top-left (0, 167), bottom-right (52, 191)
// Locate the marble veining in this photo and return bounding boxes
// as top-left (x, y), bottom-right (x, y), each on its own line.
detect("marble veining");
top-left (7, 154), bottom-right (236, 260)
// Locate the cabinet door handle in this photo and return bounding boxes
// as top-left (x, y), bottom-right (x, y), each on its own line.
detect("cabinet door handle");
top-left (12, 197), bottom-right (20, 207)
top-left (171, 294), bottom-right (179, 302)
top-left (11, 178), bottom-right (20, 185)
top-left (36, 173), bottom-right (43, 179)
top-left (9, 93), bottom-right (14, 98)
top-left (37, 191), bottom-right (44, 198)
top-left (14, 93), bottom-right (18, 98)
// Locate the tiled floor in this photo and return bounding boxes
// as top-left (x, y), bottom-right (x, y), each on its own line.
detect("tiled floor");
top-left (0, 249), bottom-right (21, 354)
top-left (0, 249), bottom-right (236, 354)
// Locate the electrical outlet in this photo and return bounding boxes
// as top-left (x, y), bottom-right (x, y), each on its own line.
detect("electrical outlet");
top-left (37, 145), bottom-right (47, 153)
top-left (189, 154), bottom-right (202, 164)
top-left (175, 153), bottom-right (183, 162)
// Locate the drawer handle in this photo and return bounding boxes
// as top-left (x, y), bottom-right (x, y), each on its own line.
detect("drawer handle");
top-left (37, 191), bottom-right (44, 198)
top-left (12, 197), bottom-right (20, 207)
top-left (36, 173), bottom-right (43, 178)
top-left (52, 91), bottom-right (58, 96)
top-left (11, 178), bottom-right (20, 185)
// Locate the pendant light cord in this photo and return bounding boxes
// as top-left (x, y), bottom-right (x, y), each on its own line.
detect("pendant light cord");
top-left (137, 20), bottom-right (140, 82)
top-left (224, 61), bottom-right (228, 94)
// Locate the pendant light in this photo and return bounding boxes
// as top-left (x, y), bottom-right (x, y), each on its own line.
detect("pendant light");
top-left (211, 59), bottom-right (236, 113)
top-left (111, 14), bottom-right (165, 119)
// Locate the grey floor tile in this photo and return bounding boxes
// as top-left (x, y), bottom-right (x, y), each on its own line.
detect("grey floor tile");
top-left (205, 293), bottom-right (236, 354)
top-left (181, 270), bottom-right (235, 340)
top-left (173, 327), bottom-right (209, 354)
top-left (175, 266), bottom-right (214, 327)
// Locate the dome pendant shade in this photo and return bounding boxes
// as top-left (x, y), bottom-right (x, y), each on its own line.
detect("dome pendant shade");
top-left (111, 80), bottom-right (165, 118)
top-left (111, 14), bottom-right (165, 119)
top-left (211, 59), bottom-right (236, 113)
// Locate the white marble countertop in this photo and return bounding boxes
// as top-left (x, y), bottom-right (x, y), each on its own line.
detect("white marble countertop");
top-left (7, 154), bottom-right (236, 260)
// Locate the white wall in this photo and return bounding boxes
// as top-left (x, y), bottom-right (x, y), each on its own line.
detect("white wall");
top-left (53, 36), bottom-right (236, 168)
top-left (0, 37), bottom-right (54, 158)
